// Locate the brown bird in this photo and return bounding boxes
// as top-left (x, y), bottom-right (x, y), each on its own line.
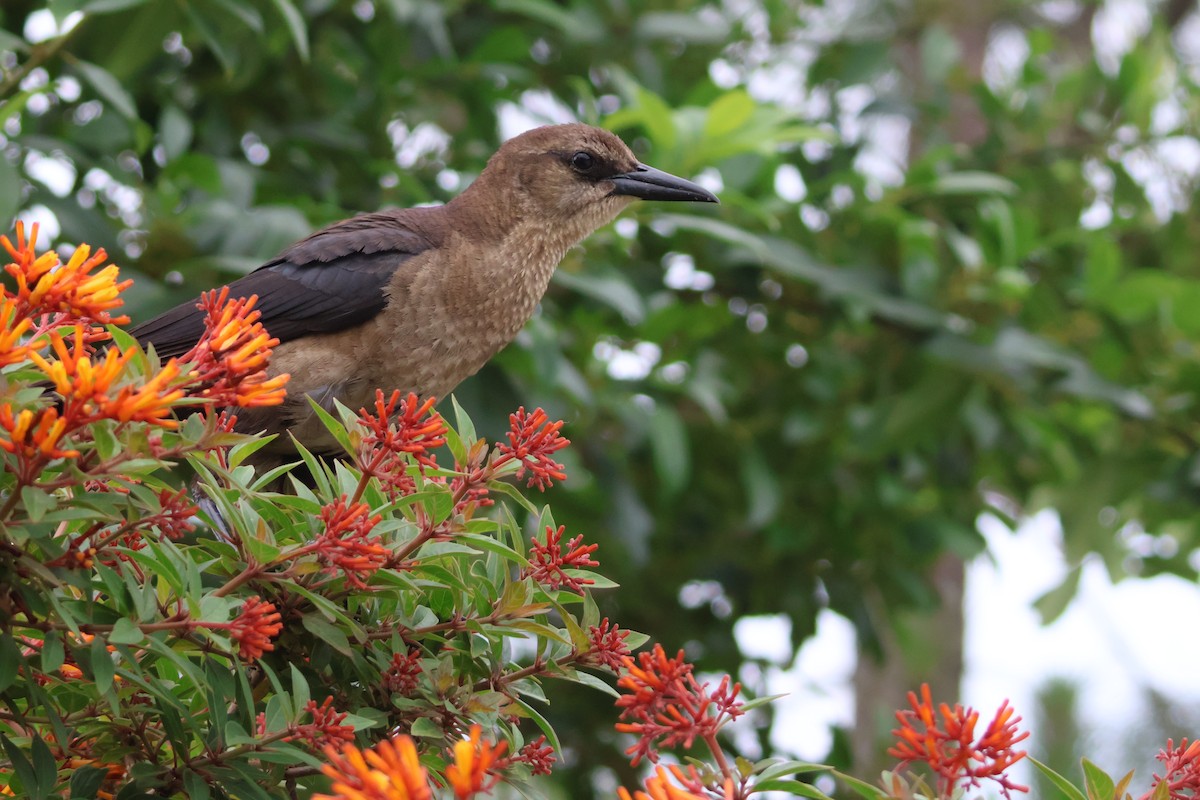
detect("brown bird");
top-left (130, 123), bottom-right (717, 458)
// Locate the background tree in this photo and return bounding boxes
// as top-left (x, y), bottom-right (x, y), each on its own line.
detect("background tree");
top-left (3, 0), bottom-right (1200, 796)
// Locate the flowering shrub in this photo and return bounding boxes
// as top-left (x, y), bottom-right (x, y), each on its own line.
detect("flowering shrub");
top-left (0, 224), bottom-right (1193, 800)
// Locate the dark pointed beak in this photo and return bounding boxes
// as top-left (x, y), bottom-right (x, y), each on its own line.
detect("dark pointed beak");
top-left (608, 163), bottom-right (719, 203)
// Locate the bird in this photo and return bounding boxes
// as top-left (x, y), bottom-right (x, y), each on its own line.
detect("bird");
top-left (130, 123), bottom-right (718, 459)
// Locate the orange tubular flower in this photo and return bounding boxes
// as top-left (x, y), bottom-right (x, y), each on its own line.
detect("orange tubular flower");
top-left (183, 288), bottom-right (289, 408)
top-left (29, 327), bottom-right (134, 404)
top-left (317, 735), bottom-right (433, 800)
top-left (445, 725), bottom-right (508, 800)
top-left (100, 358), bottom-right (187, 427)
top-left (1, 223), bottom-right (132, 325)
top-left (0, 405), bottom-right (80, 461)
top-left (889, 684), bottom-right (1029, 799)
top-left (225, 596), bottom-right (283, 661)
top-left (617, 766), bottom-right (710, 800)
top-left (0, 297), bottom-right (34, 366)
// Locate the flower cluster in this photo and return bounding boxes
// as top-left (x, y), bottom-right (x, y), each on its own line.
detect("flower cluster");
top-left (2, 221), bottom-right (131, 332)
top-left (445, 725), bottom-right (508, 800)
top-left (889, 683), bottom-right (1029, 799)
top-left (1150, 739), bottom-right (1200, 800)
top-left (357, 390), bottom-right (448, 498)
top-left (0, 227), bottom-right (295, 496)
top-left (382, 649), bottom-right (423, 695)
top-left (181, 287), bottom-right (290, 408)
top-left (618, 765), bottom-right (713, 800)
top-left (226, 596), bottom-right (284, 661)
top-left (512, 736), bottom-right (555, 777)
top-left (310, 496), bottom-right (388, 588)
top-left (317, 735), bottom-right (432, 800)
top-left (314, 726), bottom-right (555, 800)
top-left (615, 644), bottom-right (745, 766)
top-left (582, 617), bottom-right (632, 671)
top-left (496, 407), bottom-right (569, 490)
top-left (291, 697), bottom-right (357, 749)
top-left (522, 524), bottom-right (599, 595)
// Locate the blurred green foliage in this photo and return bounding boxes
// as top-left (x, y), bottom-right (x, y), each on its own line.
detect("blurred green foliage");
top-left (4, 0), bottom-right (1200, 794)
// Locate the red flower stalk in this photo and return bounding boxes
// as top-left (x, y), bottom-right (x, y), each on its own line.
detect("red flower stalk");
top-left (521, 524), bottom-right (599, 595)
top-left (291, 696), bottom-right (356, 749)
top-left (496, 407), bottom-right (568, 490)
top-left (889, 683), bottom-right (1029, 799)
top-left (581, 618), bottom-right (631, 671)
top-left (181, 287), bottom-right (289, 408)
top-left (312, 496), bottom-right (388, 588)
top-left (226, 596), bottom-right (283, 661)
top-left (318, 735), bottom-right (433, 800)
top-left (445, 724), bottom-right (508, 800)
top-left (1147, 738), bottom-right (1200, 800)
top-left (510, 735), bottom-right (555, 777)
top-left (615, 644), bottom-right (745, 766)
top-left (382, 649), bottom-right (423, 695)
top-left (357, 390), bottom-right (448, 498)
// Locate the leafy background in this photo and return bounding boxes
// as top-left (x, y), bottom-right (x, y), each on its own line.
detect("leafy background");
top-left (4, 0), bottom-right (1200, 796)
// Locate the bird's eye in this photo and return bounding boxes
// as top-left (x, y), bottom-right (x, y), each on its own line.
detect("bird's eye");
top-left (570, 151), bottom-right (595, 172)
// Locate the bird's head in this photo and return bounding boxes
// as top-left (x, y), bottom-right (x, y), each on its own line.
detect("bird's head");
top-left (461, 123), bottom-right (718, 243)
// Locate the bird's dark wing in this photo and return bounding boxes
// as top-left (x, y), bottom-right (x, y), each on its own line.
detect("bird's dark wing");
top-left (129, 209), bottom-right (445, 360)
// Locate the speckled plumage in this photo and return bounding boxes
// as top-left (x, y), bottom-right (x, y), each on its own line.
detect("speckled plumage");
top-left (130, 123), bottom-right (716, 458)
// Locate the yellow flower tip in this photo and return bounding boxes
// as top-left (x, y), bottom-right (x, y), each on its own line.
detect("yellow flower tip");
top-left (316, 736), bottom-right (432, 800)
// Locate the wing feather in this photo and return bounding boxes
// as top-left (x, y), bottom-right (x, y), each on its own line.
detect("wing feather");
top-left (129, 208), bottom-right (445, 360)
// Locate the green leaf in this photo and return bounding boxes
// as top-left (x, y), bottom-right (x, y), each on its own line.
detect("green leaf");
top-left (80, 0), bottom-right (152, 12)
top-left (289, 662), bottom-right (310, 713)
top-left (268, 0), bottom-right (310, 60)
top-left (832, 770), bottom-right (889, 800)
top-left (0, 634), bottom-right (19, 692)
top-left (410, 717), bottom-right (441, 738)
top-left (705, 91), bottom-right (756, 138)
top-left (89, 635), bottom-right (115, 694)
top-left (72, 60), bottom-right (138, 119)
top-left (927, 171), bottom-right (1018, 196)
top-left (20, 486), bottom-right (57, 522)
top-left (649, 404), bottom-right (689, 495)
top-left (1034, 565), bottom-right (1082, 624)
top-left (757, 760), bottom-right (833, 782)
top-left (753, 779), bottom-right (833, 799)
top-left (569, 669), bottom-right (620, 698)
top-left (301, 612), bottom-right (353, 656)
top-left (305, 396), bottom-right (355, 457)
top-left (68, 765), bottom-right (108, 799)
top-left (636, 11), bottom-right (730, 43)
top-left (181, 770), bottom-right (212, 800)
top-left (30, 734), bottom-right (56, 797)
top-left (108, 618), bottom-right (144, 645)
top-left (2, 734), bottom-right (40, 799)
top-left (553, 269), bottom-right (645, 323)
top-left (41, 631), bottom-right (64, 673)
top-left (1029, 757), bottom-right (1088, 800)
top-left (1081, 758), bottom-right (1114, 800)
top-left (0, 156), bottom-right (19, 230)
top-left (0, 29), bottom-right (30, 54)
